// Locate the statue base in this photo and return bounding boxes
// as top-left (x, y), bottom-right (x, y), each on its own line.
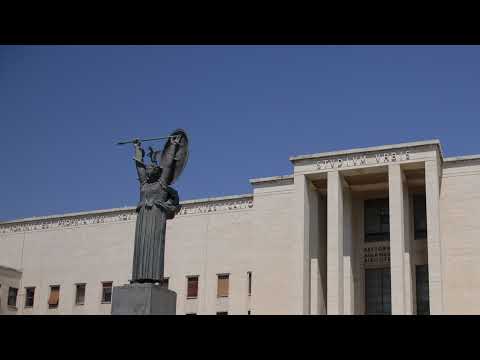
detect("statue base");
top-left (111, 283), bottom-right (177, 315)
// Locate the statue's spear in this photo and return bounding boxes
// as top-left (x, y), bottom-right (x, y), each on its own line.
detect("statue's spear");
top-left (116, 135), bottom-right (178, 146)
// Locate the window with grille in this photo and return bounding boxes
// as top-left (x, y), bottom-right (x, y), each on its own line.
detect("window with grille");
top-left (8, 287), bottom-right (18, 307)
top-left (365, 199), bottom-right (390, 242)
top-left (187, 276), bottom-right (199, 298)
top-left (217, 274), bottom-right (229, 298)
top-left (101, 282), bottom-right (113, 303)
top-left (48, 285), bottom-right (60, 309)
top-left (24, 287), bottom-right (35, 308)
top-left (75, 284), bottom-right (86, 305)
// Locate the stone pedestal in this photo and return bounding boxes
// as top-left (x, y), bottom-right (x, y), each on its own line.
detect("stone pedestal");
top-left (111, 283), bottom-right (177, 315)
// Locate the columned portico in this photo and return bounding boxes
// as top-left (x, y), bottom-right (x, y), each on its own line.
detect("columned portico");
top-left (290, 140), bottom-right (446, 315)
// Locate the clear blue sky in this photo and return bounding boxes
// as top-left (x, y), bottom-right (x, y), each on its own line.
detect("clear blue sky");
top-left (1, 45), bottom-right (479, 221)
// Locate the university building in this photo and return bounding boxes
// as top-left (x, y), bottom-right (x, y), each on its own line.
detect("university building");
top-left (1, 139), bottom-right (479, 315)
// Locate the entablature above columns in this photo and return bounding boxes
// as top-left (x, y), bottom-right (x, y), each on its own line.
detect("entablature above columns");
top-left (290, 140), bottom-right (442, 177)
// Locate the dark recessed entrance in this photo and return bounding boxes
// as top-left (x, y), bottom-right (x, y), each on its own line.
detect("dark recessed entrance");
top-left (365, 268), bottom-right (391, 315)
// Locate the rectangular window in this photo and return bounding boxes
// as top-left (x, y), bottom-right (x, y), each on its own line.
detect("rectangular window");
top-left (187, 276), bottom-right (199, 298)
top-left (186, 313), bottom-right (197, 315)
top-left (416, 265), bottom-right (430, 315)
top-left (216, 311), bottom-right (228, 315)
top-left (75, 284), bottom-right (86, 305)
top-left (414, 195), bottom-right (427, 240)
top-left (101, 282), bottom-right (113, 304)
top-left (217, 274), bottom-right (229, 298)
top-left (48, 285), bottom-right (60, 309)
top-left (247, 272), bottom-right (252, 296)
top-left (364, 199), bottom-right (390, 242)
top-left (8, 287), bottom-right (18, 307)
top-left (248, 310), bottom-right (251, 315)
top-left (24, 287), bottom-right (35, 308)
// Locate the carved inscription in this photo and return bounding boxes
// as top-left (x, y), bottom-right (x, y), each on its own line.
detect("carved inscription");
top-left (0, 197), bottom-right (254, 234)
top-left (316, 151), bottom-right (410, 170)
top-left (364, 245), bottom-right (391, 266)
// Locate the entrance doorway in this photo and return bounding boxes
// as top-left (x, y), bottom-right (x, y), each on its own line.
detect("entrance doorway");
top-left (415, 265), bottom-right (430, 315)
top-left (365, 268), bottom-right (391, 314)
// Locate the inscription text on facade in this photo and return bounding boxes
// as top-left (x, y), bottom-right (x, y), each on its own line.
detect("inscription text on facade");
top-left (316, 151), bottom-right (410, 170)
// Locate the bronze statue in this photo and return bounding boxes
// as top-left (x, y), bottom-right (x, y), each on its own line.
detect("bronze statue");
top-left (118, 129), bottom-right (189, 284)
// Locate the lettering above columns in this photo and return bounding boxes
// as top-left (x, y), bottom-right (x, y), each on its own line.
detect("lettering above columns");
top-left (315, 151), bottom-right (410, 170)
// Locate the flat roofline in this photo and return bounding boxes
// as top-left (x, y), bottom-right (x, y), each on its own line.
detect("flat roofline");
top-left (0, 207), bottom-right (136, 225)
top-left (181, 193), bottom-right (252, 204)
top-left (0, 194), bottom-right (253, 225)
top-left (444, 154), bottom-right (480, 163)
top-left (289, 139), bottom-right (444, 162)
top-left (249, 174), bottom-right (293, 184)
top-left (5, 141), bottom-right (478, 226)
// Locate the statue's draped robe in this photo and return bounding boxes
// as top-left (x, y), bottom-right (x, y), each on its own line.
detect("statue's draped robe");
top-left (132, 160), bottom-right (180, 283)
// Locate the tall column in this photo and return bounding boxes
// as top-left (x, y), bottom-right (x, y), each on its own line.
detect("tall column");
top-left (327, 171), bottom-right (344, 314)
top-left (343, 181), bottom-right (354, 314)
top-left (310, 258), bottom-right (320, 315)
top-left (293, 174), bottom-right (311, 314)
top-left (389, 164), bottom-right (407, 314)
top-left (425, 159), bottom-right (444, 314)
top-left (309, 183), bottom-right (320, 315)
top-left (403, 184), bottom-right (414, 315)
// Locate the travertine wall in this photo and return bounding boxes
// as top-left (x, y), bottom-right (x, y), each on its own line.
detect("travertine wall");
top-left (0, 185), bottom-right (298, 315)
top-left (2, 140), bottom-right (480, 315)
top-left (0, 266), bottom-right (21, 315)
top-left (249, 178), bottom-right (296, 314)
top-left (1, 218), bottom-right (135, 315)
top-left (440, 159), bottom-right (480, 314)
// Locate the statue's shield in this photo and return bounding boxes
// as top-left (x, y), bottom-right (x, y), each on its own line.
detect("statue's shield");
top-left (157, 129), bottom-right (189, 184)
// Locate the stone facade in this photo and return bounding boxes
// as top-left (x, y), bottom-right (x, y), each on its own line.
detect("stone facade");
top-left (0, 266), bottom-right (21, 315)
top-left (1, 140), bottom-right (480, 314)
